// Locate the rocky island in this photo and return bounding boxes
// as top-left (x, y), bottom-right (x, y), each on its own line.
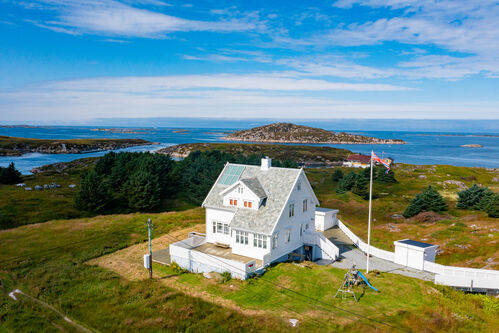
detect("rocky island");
top-left (0, 136), bottom-right (153, 156)
top-left (222, 122), bottom-right (406, 144)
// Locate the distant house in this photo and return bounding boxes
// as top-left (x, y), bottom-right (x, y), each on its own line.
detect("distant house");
top-left (343, 154), bottom-right (392, 169)
top-left (343, 154), bottom-right (371, 168)
top-left (169, 157), bottom-right (340, 279)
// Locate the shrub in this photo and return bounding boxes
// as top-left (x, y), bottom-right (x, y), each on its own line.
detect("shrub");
top-left (0, 162), bottom-right (23, 185)
top-left (457, 184), bottom-right (492, 210)
top-left (170, 261), bottom-right (187, 274)
top-left (403, 186), bottom-right (447, 218)
top-left (483, 194), bottom-right (499, 218)
top-left (332, 169), bottom-right (344, 182)
top-left (352, 174), bottom-right (369, 199)
top-left (376, 167), bottom-right (397, 183)
top-left (220, 271), bottom-right (232, 283)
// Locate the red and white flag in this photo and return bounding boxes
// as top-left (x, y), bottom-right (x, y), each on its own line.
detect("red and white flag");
top-left (371, 151), bottom-right (390, 172)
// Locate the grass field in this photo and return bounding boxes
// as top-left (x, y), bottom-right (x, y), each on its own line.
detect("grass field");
top-left (0, 209), bottom-right (297, 332)
top-left (1, 211), bottom-right (498, 332)
top-left (307, 163), bottom-right (499, 269)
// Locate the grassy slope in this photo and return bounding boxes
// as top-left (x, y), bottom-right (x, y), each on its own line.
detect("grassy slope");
top-left (308, 164), bottom-right (499, 269)
top-left (1, 210), bottom-right (497, 332)
top-left (153, 262), bottom-right (499, 332)
top-left (0, 209), bottom-right (290, 332)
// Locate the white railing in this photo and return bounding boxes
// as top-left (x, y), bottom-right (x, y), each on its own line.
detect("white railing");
top-left (337, 219), bottom-right (393, 262)
top-left (337, 219), bottom-right (499, 290)
top-left (302, 231), bottom-right (340, 260)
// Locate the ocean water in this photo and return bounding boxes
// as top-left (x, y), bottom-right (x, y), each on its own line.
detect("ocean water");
top-left (0, 124), bottom-right (498, 174)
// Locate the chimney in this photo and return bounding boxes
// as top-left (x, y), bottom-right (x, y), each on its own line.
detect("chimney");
top-left (261, 157), bottom-right (272, 170)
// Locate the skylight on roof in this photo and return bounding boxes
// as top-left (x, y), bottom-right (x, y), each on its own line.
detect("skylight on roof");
top-left (218, 165), bottom-right (245, 186)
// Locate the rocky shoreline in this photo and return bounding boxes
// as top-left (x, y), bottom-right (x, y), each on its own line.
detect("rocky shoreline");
top-left (222, 122), bottom-right (406, 145)
top-left (0, 136), bottom-right (153, 156)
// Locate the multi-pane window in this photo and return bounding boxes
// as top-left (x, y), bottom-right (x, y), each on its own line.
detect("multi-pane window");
top-left (213, 221), bottom-right (229, 235)
top-left (243, 201), bottom-right (253, 208)
top-left (253, 234), bottom-right (267, 249)
top-left (285, 229), bottom-right (291, 243)
top-left (235, 230), bottom-right (248, 244)
top-left (289, 203), bottom-right (294, 217)
top-left (303, 199), bottom-right (308, 212)
top-left (229, 199), bottom-right (238, 206)
top-left (272, 233), bottom-right (278, 249)
top-left (297, 182), bottom-right (301, 191)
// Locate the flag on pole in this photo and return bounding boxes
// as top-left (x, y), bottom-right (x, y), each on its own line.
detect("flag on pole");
top-left (371, 152), bottom-right (390, 172)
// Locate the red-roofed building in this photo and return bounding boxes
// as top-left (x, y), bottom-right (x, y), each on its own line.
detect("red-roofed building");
top-left (343, 154), bottom-right (371, 168)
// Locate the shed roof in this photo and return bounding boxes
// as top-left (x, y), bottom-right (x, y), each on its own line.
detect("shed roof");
top-left (202, 163), bottom-right (303, 234)
top-left (396, 239), bottom-right (436, 248)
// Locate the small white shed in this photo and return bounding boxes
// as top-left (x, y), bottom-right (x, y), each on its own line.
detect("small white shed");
top-left (314, 208), bottom-right (339, 231)
top-left (394, 239), bottom-right (438, 271)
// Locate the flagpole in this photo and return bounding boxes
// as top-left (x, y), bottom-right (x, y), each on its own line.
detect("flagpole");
top-left (367, 150), bottom-right (374, 273)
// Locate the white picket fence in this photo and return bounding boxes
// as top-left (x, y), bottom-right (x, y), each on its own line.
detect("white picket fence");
top-left (337, 219), bottom-right (499, 290)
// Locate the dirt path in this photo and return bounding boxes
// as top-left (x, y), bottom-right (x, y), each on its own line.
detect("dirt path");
top-left (88, 225), bottom-right (317, 321)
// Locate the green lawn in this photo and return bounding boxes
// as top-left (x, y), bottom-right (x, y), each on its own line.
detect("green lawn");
top-left (154, 260), bottom-right (499, 332)
top-left (0, 209), bottom-right (292, 332)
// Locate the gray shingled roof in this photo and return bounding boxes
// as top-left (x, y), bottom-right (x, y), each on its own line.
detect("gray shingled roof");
top-left (240, 177), bottom-right (267, 199)
top-left (202, 163), bottom-right (301, 235)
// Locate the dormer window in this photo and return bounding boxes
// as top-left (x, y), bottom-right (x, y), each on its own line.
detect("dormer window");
top-left (243, 201), bottom-right (253, 208)
top-left (229, 199), bottom-right (237, 206)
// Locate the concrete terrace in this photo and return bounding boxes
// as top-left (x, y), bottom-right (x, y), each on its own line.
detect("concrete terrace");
top-left (320, 227), bottom-right (436, 281)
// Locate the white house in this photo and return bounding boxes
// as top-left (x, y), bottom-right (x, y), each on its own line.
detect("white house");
top-left (169, 157), bottom-right (340, 279)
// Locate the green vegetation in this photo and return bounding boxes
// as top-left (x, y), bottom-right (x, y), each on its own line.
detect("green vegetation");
top-left (158, 142), bottom-right (350, 166)
top-left (335, 166), bottom-right (396, 199)
top-left (457, 184), bottom-right (499, 218)
top-left (153, 260), bottom-right (499, 332)
top-left (0, 209), bottom-right (293, 332)
top-left (403, 186), bottom-right (448, 218)
top-left (0, 162), bottom-right (22, 184)
top-left (0, 135), bottom-right (151, 156)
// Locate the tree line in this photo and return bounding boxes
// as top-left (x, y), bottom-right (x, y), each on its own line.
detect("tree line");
top-left (75, 150), bottom-right (298, 213)
top-left (332, 167), bottom-right (397, 199)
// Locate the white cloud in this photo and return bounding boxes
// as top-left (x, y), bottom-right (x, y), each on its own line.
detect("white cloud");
top-left (23, 0), bottom-right (257, 37)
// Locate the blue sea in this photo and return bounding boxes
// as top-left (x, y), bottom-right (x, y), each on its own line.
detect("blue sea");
top-left (1, 120), bottom-right (498, 174)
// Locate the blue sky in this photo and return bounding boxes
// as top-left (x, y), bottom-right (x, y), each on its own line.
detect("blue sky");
top-left (0, 0), bottom-right (498, 122)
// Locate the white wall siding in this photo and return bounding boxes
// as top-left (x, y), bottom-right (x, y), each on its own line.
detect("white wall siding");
top-left (232, 231), bottom-right (270, 260)
top-left (205, 207), bottom-right (235, 245)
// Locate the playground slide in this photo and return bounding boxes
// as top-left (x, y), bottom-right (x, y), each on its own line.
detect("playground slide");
top-left (357, 271), bottom-right (379, 292)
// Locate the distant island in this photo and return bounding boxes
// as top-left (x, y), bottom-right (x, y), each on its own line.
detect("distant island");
top-left (91, 128), bottom-right (154, 134)
top-left (222, 123), bottom-right (406, 144)
top-left (461, 144), bottom-right (483, 148)
top-left (0, 136), bottom-right (153, 156)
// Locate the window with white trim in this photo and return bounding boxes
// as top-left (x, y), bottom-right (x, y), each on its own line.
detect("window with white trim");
top-left (303, 199), bottom-right (308, 212)
top-left (297, 182), bottom-right (301, 191)
top-left (289, 203), bottom-right (294, 217)
top-left (285, 229), bottom-right (291, 243)
top-left (272, 233), bottom-right (278, 249)
top-left (235, 230), bottom-right (248, 244)
top-left (213, 221), bottom-right (229, 235)
top-left (253, 234), bottom-right (267, 249)
top-left (238, 187), bottom-right (243, 194)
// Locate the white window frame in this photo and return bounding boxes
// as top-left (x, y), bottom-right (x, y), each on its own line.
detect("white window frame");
top-left (289, 203), bottom-right (295, 218)
top-left (303, 199), bottom-right (308, 212)
top-left (272, 233), bottom-right (278, 249)
top-left (214, 221), bottom-right (229, 235)
top-left (236, 230), bottom-right (248, 245)
top-left (253, 234), bottom-right (267, 249)
top-left (285, 229), bottom-right (291, 243)
top-left (297, 182), bottom-right (301, 191)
